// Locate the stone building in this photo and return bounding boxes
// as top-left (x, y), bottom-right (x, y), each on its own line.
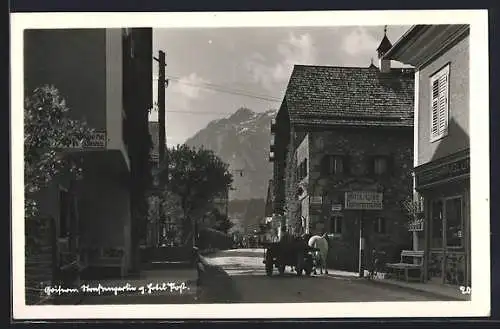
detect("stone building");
top-left (384, 24), bottom-right (471, 287)
top-left (270, 29), bottom-right (415, 273)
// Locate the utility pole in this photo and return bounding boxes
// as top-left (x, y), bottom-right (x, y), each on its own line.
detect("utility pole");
top-left (154, 50), bottom-right (167, 247)
top-left (158, 50), bottom-right (166, 168)
top-left (359, 210), bottom-right (365, 278)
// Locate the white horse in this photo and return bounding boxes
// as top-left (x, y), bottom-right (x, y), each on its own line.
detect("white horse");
top-left (308, 234), bottom-right (329, 275)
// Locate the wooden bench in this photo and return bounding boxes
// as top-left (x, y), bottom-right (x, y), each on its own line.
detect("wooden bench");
top-left (386, 250), bottom-right (425, 282)
top-left (84, 247), bottom-right (127, 277)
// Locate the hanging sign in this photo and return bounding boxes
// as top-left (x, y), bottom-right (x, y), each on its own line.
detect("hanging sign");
top-left (408, 219), bottom-right (424, 232)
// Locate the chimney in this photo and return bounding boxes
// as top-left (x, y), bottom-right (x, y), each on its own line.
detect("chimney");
top-left (376, 25), bottom-right (393, 73)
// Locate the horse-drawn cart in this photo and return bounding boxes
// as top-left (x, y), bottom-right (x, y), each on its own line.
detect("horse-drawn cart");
top-left (261, 239), bottom-right (318, 277)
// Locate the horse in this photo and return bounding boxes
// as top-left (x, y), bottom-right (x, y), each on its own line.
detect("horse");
top-left (308, 234), bottom-right (329, 275)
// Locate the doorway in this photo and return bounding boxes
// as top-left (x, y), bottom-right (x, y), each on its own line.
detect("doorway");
top-left (428, 196), bottom-right (467, 286)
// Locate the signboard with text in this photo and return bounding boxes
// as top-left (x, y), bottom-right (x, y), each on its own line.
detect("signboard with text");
top-left (344, 191), bottom-right (383, 210)
top-left (331, 204), bottom-right (342, 212)
top-left (67, 131), bottom-right (107, 149)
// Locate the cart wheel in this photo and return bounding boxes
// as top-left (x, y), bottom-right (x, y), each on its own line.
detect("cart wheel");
top-left (278, 264), bottom-right (285, 275)
top-left (265, 255), bottom-right (273, 276)
top-left (304, 256), bottom-right (313, 276)
top-left (304, 263), bottom-right (312, 276)
top-left (296, 254), bottom-right (304, 276)
top-left (265, 261), bottom-right (273, 276)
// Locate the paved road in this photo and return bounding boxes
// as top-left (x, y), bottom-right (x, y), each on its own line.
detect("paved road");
top-left (201, 249), bottom-right (444, 303)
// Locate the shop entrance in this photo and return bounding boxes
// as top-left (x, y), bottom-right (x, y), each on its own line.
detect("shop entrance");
top-left (428, 196), bottom-right (469, 286)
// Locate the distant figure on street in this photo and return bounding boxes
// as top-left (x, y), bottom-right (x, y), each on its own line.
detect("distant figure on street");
top-left (308, 233), bottom-right (329, 275)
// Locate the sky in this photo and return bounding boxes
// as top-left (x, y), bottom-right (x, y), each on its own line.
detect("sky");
top-left (149, 25), bottom-right (412, 146)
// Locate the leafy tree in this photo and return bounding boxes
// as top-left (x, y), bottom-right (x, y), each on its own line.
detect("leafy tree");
top-left (24, 85), bottom-right (94, 220)
top-left (157, 144), bottom-right (233, 243)
top-left (210, 208), bottom-right (234, 234)
top-left (24, 85), bottom-right (94, 252)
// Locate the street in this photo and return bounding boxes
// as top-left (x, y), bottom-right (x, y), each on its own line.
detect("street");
top-left (200, 249), bottom-right (445, 303)
top-left (69, 248), bottom-right (449, 305)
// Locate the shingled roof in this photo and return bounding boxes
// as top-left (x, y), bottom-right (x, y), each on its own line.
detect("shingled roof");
top-left (283, 64), bottom-right (414, 127)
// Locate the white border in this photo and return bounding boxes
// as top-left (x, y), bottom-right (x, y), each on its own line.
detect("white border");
top-left (11, 10), bottom-right (490, 320)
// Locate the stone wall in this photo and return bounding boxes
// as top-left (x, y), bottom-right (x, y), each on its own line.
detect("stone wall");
top-left (307, 127), bottom-right (414, 272)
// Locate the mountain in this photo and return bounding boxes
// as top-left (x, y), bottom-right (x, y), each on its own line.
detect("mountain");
top-left (185, 107), bottom-right (276, 201)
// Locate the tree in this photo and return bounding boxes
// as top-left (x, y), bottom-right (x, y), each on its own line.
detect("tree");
top-left (24, 85), bottom-right (94, 251)
top-left (210, 208), bottom-right (234, 234)
top-left (157, 145), bottom-right (233, 243)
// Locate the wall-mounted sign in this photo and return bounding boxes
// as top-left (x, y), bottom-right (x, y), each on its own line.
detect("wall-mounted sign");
top-left (67, 131), bottom-right (107, 149)
top-left (344, 191), bottom-right (383, 210)
top-left (331, 203), bottom-right (342, 211)
top-left (415, 156), bottom-right (469, 188)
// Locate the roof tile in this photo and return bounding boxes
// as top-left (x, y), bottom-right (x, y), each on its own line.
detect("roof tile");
top-left (283, 65), bottom-right (415, 127)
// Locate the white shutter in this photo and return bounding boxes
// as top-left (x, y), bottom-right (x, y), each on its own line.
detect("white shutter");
top-left (430, 65), bottom-right (450, 141)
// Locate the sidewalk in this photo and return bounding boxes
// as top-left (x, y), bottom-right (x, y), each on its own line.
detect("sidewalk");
top-left (316, 267), bottom-right (469, 301)
top-left (361, 273), bottom-right (470, 301)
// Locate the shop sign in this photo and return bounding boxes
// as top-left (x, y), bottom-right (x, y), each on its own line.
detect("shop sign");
top-left (67, 131), bottom-right (107, 149)
top-left (416, 157), bottom-right (469, 187)
top-left (344, 191), bottom-right (383, 210)
top-left (331, 203), bottom-right (342, 211)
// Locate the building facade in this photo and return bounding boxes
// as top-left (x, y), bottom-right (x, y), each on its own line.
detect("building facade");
top-left (271, 31), bottom-right (415, 273)
top-left (24, 28), bottom-right (152, 303)
top-left (384, 25), bottom-right (471, 287)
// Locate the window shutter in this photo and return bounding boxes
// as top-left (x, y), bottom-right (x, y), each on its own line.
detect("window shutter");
top-left (431, 79), bottom-right (440, 138)
top-left (367, 156), bottom-right (374, 175)
top-left (386, 154), bottom-right (394, 175)
top-left (431, 65), bottom-right (450, 140)
top-left (321, 155), bottom-right (329, 176)
top-left (437, 73), bottom-right (449, 136)
top-left (380, 218), bottom-right (386, 234)
top-left (343, 155), bottom-right (351, 175)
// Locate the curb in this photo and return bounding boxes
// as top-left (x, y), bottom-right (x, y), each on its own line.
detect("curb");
top-left (194, 252), bottom-right (242, 303)
top-left (361, 278), bottom-right (466, 301)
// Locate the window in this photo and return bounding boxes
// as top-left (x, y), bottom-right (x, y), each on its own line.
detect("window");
top-left (322, 155), bottom-right (347, 175)
top-left (297, 159), bottom-right (308, 180)
top-left (374, 157), bottom-right (388, 175)
top-left (430, 64), bottom-right (450, 142)
top-left (431, 200), bottom-right (443, 248)
top-left (374, 217), bottom-right (386, 234)
top-left (330, 155), bottom-right (343, 174)
top-left (330, 216), bottom-right (342, 234)
top-left (445, 197), bottom-right (463, 248)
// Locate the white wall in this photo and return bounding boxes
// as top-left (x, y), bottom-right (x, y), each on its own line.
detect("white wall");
top-left (105, 29), bottom-right (130, 169)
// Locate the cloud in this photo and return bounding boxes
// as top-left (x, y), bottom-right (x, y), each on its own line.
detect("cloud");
top-left (170, 72), bottom-right (213, 100)
top-left (340, 27), bottom-right (379, 56)
top-left (245, 33), bottom-right (317, 92)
